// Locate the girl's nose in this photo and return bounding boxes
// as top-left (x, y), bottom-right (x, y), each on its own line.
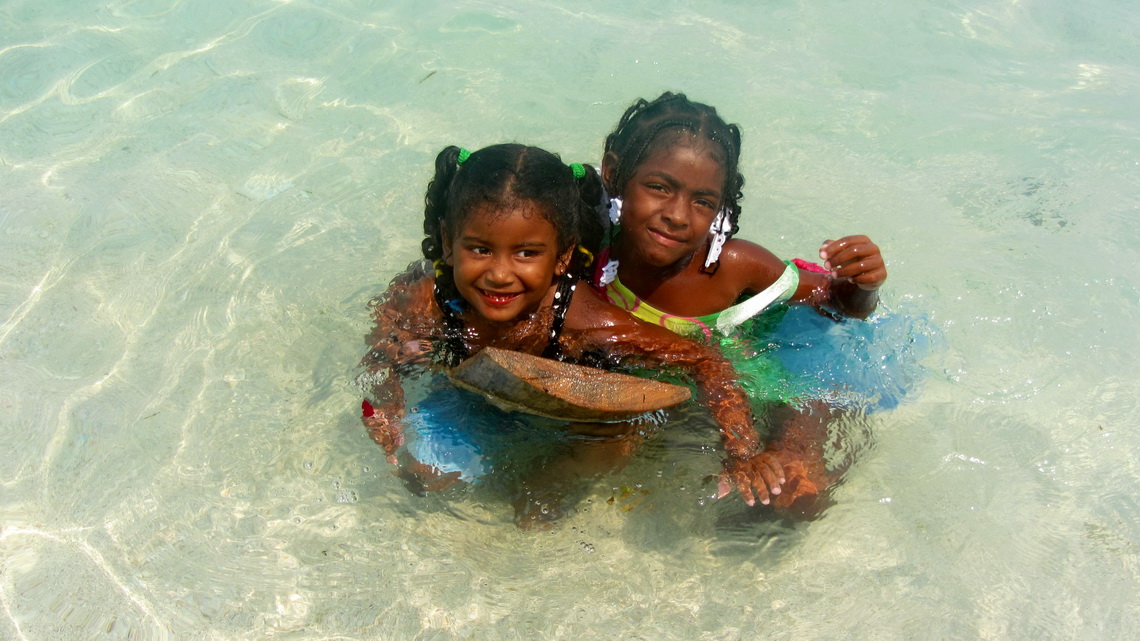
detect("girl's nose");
top-left (660, 198), bottom-right (689, 228)
top-left (485, 256), bottom-right (513, 285)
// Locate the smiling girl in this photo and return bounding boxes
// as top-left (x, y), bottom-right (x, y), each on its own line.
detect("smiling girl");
top-left (595, 91), bottom-right (887, 339)
top-left (361, 143), bottom-right (790, 515)
top-left (590, 93), bottom-right (893, 514)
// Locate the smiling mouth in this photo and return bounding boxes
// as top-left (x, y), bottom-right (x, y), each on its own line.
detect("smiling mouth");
top-left (479, 289), bottom-right (522, 306)
top-left (648, 228), bottom-right (685, 247)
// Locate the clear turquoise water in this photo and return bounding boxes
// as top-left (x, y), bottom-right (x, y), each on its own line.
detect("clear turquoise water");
top-left (1, 0), bottom-right (1138, 639)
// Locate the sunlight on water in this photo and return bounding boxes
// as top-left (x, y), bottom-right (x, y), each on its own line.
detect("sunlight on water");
top-left (1, 0), bottom-right (1138, 639)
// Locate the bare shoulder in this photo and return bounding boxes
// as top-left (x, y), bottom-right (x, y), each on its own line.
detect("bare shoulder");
top-left (564, 285), bottom-right (637, 331)
top-left (371, 261), bottom-right (435, 309)
top-left (715, 238), bottom-right (788, 295)
top-left (366, 262), bottom-right (438, 347)
top-left (562, 283), bottom-right (718, 362)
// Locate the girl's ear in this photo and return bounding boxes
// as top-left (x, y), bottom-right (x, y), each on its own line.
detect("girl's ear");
top-left (601, 152), bottom-right (620, 193)
top-left (555, 245), bottom-right (575, 276)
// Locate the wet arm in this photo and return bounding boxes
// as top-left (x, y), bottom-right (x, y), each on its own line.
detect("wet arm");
top-left (577, 317), bottom-right (785, 505)
top-left (730, 237), bottom-right (884, 320)
top-left (360, 275), bottom-right (438, 462)
top-left (795, 272), bottom-right (880, 320)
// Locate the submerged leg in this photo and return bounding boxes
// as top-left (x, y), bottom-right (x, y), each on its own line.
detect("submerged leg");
top-left (395, 454), bottom-right (466, 495)
top-left (513, 421), bottom-right (648, 529)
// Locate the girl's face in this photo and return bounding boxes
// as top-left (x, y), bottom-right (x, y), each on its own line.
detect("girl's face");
top-left (443, 202), bottom-right (572, 324)
top-left (607, 137), bottom-right (727, 269)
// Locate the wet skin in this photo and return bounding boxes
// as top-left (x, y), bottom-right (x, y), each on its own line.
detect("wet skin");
top-left (603, 137), bottom-right (887, 319)
top-left (361, 204), bottom-right (788, 509)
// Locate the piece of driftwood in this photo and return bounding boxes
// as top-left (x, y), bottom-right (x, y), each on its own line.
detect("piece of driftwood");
top-left (449, 347), bottom-right (691, 422)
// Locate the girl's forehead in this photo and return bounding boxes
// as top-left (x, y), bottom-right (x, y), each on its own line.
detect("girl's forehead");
top-left (456, 201), bottom-right (557, 235)
top-left (635, 138), bottom-right (728, 186)
top-left (643, 131), bottom-right (726, 166)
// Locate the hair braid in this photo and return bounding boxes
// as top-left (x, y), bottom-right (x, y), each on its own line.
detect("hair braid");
top-left (422, 146), bottom-right (463, 261)
top-left (421, 145), bottom-right (468, 365)
top-left (569, 163), bottom-right (606, 280)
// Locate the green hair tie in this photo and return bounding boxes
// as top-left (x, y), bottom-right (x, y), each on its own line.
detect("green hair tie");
top-left (569, 163), bottom-right (586, 180)
top-left (457, 148), bottom-right (471, 165)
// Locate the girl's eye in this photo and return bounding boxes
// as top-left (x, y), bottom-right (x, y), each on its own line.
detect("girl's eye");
top-left (517, 249), bottom-right (542, 259)
top-left (696, 199), bottom-right (718, 210)
top-left (468, 246), bottom-right (490, 255)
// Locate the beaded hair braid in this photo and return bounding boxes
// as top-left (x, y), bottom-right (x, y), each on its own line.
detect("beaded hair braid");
top-left (603, 92), bottom-right (746, 241)
top-left (421, 144), bottom-right (604, 365)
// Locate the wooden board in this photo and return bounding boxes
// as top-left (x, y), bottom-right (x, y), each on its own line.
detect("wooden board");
top-left (449, 347), bottom-right (691, 422)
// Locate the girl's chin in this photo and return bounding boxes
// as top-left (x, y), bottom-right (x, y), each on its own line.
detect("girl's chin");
top-left (633, 247), bottom-right (689, 269)
top-left (622, 237), bottom-right (690, 267)
top-left (474, 300), bottom-right (541, 323)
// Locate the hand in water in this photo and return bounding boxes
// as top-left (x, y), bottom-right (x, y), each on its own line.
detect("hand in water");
top-left (718, 451), bottom-right (785, 506)
top-left (819, 236), bottom-right (887, 291)
top-left (396, 339), bottom-right (433, 366)
top-left (362, 400), bottom-right (403, 465)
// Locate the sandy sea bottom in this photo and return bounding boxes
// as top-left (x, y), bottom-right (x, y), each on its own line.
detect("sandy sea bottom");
top-left (1, 0), bottom-right (1139, 639)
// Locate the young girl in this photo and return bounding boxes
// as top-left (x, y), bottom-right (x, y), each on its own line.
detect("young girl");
top-left (592, 93), bottom-right (892, 513)
top-left (594, 91), bottom-right (888, 338)
top-left (360, 143), bottom-right (788, 514)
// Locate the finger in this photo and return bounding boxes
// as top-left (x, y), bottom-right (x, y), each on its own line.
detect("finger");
top-left (850, 266), bottom-right (888, 289)
top-left (758, 462), bottom-right (782, 496)
top-left (723, 469), bottom-right (757, 506)
top-left (824, 243), bottom-right (880, 272)
top-left (818, 240), bottom-right (835, 260)
top-left (833, 256), bottom-right (881, 279)
top-left (737, 480), bottom-right (757, 506)
top-left (748, 478), bottom-right (769, 505)
top-left (717, 478), bottom-right (732, 499)
top-left (830, 253), bottom-right (885, 281)
top-left (767, 455), bottom-right (787, 485)
top-left (819, 236), bottom-right (871, 261)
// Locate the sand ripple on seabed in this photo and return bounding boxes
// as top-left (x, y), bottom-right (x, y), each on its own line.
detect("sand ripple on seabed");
top-left (0, 0), bottom-right (319, 153)
top-left (0, 525), bottom-right (175, 640)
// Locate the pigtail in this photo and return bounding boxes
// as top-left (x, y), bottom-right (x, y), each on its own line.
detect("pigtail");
top-left (422, 145), bottom-right (462, 261)
top-left (724, 123), bottom-right (745, 239)
top-left (570, 163), bottom-right (606, 280)
top-left (422, 145), bottom-right (468, 366)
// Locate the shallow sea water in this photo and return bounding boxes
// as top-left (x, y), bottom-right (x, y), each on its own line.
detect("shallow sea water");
top-left (1, 0), bottom-right (1138, 639)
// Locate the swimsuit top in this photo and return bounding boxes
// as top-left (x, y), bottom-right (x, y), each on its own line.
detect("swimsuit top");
top-left (592, 247), bottom-right (800, 342)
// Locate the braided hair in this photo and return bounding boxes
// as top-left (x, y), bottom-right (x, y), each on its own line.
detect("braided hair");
top-left (603, 92), bottom-right (746, 242)
top-left (421, 143), bottom-right (605, 364)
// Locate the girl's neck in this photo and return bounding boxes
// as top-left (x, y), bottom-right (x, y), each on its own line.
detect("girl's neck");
top-left (458, 285), bottom-right (559, 354)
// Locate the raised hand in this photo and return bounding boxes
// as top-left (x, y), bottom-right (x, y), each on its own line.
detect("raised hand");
top-left (819, 235), bottom-right (887, 291)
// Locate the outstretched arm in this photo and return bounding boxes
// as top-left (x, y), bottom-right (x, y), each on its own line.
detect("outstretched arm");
top-left (727, 236), bottom-right (886, 320)
top-left (565, 288), bottom-right (786, 505)
top-left (360, 270), bottom-right (439, 464)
